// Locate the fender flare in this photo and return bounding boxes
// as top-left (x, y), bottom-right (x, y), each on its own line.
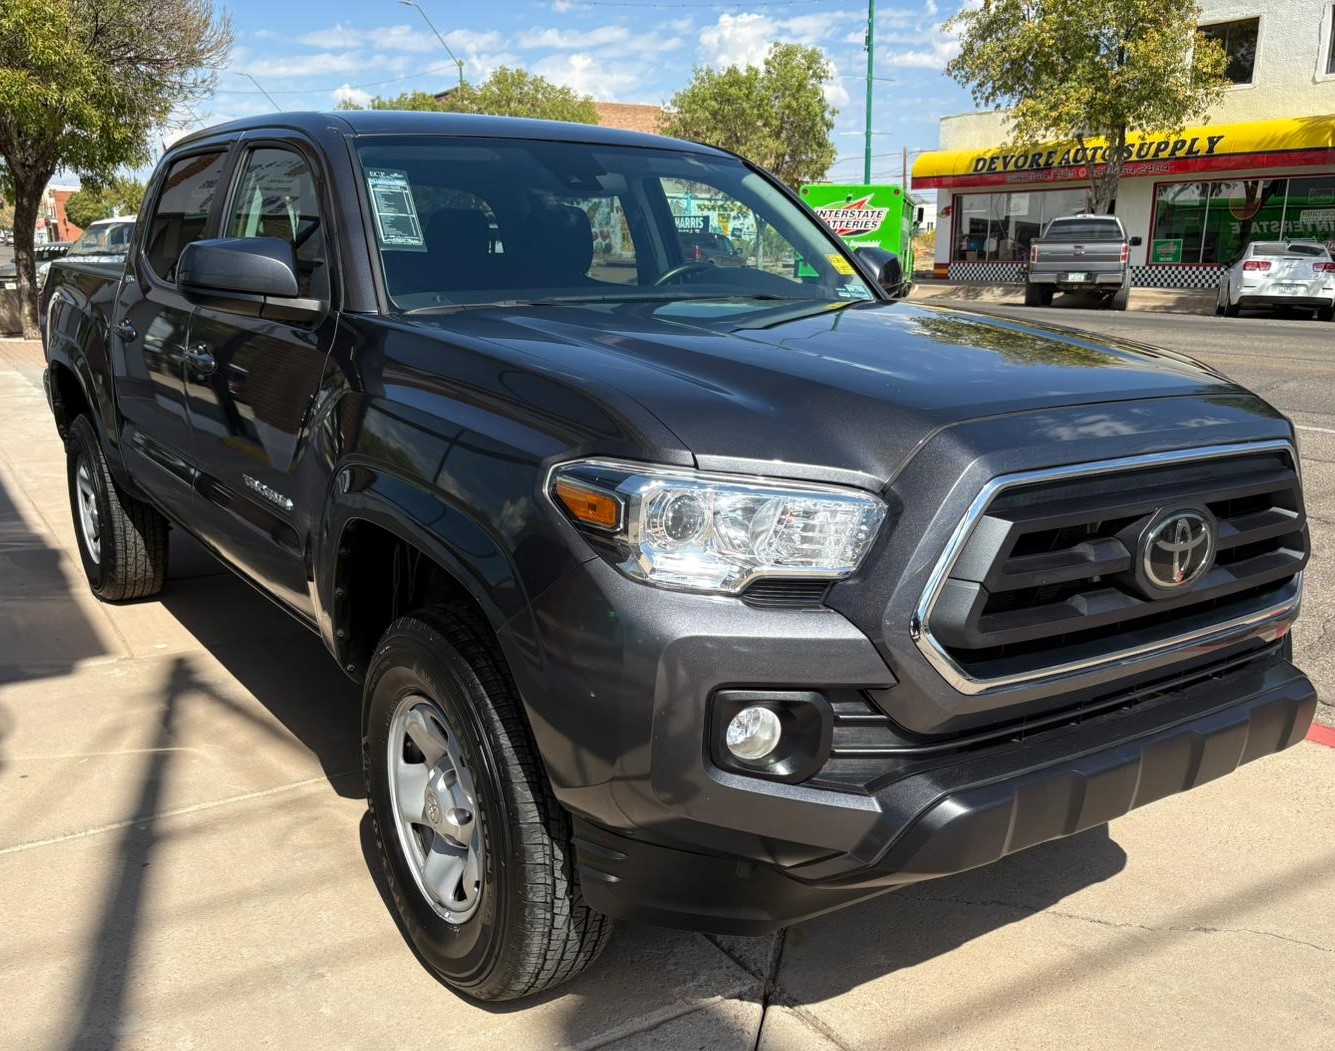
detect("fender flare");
top-left (315, 464), bottom-right (529, 674)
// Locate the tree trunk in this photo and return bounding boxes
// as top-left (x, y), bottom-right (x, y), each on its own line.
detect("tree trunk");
top-left (11, 166), bottom-right (55, 340)
top-left (1086, 129), bottom-right (1127, 216)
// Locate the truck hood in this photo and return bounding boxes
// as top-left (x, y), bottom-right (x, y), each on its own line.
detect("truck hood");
top-left (409, 300), bottom-right (1240, 482)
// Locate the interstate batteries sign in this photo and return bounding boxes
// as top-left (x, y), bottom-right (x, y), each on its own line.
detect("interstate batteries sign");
top-left (800, 184), bottom-right (911, 253)
top-left (912, 114), bottom-right (1335, 189)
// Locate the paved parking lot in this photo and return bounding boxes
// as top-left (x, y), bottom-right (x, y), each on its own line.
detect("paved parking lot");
top-left (0, 323), bottom-right (1331, 1050)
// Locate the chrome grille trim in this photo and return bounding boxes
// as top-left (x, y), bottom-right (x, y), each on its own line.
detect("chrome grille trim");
top-left (911, 440), bottom-right (1302, 696)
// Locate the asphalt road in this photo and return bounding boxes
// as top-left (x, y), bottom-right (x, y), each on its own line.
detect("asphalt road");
top-left (934, 299), bottom-right (1335, 729)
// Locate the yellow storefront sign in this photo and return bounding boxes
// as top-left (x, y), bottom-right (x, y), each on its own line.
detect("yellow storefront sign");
top-left (912, 114), bottom-right (1335, 189)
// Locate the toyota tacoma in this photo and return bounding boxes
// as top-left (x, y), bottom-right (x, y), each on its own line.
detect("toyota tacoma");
top-left (40, 112), bottom-right (1314, 1001)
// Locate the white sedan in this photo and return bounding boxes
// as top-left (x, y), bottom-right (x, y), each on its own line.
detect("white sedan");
top-left (1216, 240), bottom-right (1335, 321)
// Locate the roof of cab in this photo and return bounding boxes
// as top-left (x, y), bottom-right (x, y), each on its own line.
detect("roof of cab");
top-left (172, 110), bottom-right (727, 157)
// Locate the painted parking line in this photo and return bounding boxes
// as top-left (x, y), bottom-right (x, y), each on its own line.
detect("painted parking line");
top-left (1295, 424), bottom-right (1335, 435)
top-left (1308, 722), bottom-right (1335, 748)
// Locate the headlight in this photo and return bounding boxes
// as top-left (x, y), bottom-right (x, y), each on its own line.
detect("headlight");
top-left (549, 459), bottom-right (886, 593)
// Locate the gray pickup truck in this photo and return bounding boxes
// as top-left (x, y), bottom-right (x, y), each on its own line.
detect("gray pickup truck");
top-left (1025, 214), bottom-right (1141, 310)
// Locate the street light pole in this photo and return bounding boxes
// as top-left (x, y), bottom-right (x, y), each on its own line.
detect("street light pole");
top-left (399, 0), bottom-right (466, 93)
top-left (864, 0), bottom-right (875, 184)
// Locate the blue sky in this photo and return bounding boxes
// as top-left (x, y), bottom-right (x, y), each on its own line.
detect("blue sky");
top-left (189, 0), bottom-right (977, 187)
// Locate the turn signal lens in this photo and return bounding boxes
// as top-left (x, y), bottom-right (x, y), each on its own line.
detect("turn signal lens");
top-left (554, 479), bottom-right (622, 529)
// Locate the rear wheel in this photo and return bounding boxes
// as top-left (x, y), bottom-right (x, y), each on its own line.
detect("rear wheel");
top-left (65, 415), bottom-right (168, 601)
top-left (364, 607), bottom-right (612, 1001)
top-left (1317, 303), bottom-right (1334, 322)
top-left (1223, 296), bottom-right (1240, 318)
top-left (1024, 282), bottom-right (1046, 306)
top-left (1109, 284), bottom-right (1130, 311)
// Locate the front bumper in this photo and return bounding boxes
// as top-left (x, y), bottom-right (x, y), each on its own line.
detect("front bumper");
top-left (573, 651), bottom-right (1314, 933)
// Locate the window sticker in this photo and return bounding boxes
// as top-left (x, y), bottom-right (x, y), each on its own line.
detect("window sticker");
top-left (366, 167), bottom-right (426, 250)
top-left (836, 283), bottom-right (874, 300)
top-left (827, 253), bottom-right (855, 275)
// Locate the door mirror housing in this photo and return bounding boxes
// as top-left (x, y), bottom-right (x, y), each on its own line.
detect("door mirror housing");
top-left (1129, 235), bottom-right (1143, 247)
top-left (178, 237), bottom-right (323, 323)
top-left (853, 245), bottom-right (904, 297)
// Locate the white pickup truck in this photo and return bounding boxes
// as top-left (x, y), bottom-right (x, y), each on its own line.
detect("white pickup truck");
top-left (1025, 214), bottom-right (1141, 310)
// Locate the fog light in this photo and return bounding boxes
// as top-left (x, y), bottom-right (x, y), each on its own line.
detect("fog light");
top-left (725, 706), bottom-right (782, 762)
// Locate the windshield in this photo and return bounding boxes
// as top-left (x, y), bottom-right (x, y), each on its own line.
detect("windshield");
top-left (354, 136), bottom-right (876, 313)
top-left (68, 221), bottom-right (134, 256)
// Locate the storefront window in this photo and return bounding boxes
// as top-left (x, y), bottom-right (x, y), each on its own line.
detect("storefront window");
top-left (1206, 179), bottom-right (1287, 263)
top-left (1153, 177), bottom-right (1335, 265)
top-left (951, 188), bottom-right (1090, 261)
top-left (1282, 175), bottom-right (1335, 248)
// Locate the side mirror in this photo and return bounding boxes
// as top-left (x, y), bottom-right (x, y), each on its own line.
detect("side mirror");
top-left (1129, 235), bottom-right (1143, 247)
top-left (853, 245), bottom-right (904, 297)
top-left (178, 237), bottom-right (322, 323)
top-left (915, 206), bottom-right (925, 225)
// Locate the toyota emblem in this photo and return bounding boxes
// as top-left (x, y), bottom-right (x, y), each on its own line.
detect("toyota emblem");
top-left (1142, 510), bottom-right (1215, 590)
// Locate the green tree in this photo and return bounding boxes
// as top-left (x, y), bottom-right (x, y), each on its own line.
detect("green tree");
top-left (944, 0), bottom-right (1230, 214)
top-left (64, 175), bottom-right (147, 230)
top-left (0, 0), bottom-right (231, 336)
top-left (662, 43), bottom-right (837, 190)
top-left (341, 69), bottom-right (599, 124)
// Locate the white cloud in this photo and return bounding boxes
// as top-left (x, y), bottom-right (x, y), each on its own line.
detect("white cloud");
top-left (519, 26), bottom-right (629, 49)
top-left (241, 51), bottom-right (370, 79)
top-left (298, 23), bottom-right (505, 56)
top-left (698, 11), bottom-right (854, 69)
top-left (331, 84), bottom-right (373, 108)
top-left (532, 52), bottom-right (642, 99)
top-left (881, 34), bottom-right (960, 70)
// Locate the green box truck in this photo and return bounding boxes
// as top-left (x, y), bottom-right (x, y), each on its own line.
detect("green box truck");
top-left (800, 184), bottom-right (921, 294)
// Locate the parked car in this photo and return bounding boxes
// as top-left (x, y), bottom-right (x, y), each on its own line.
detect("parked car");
top-left (41, 112), bottom-right (1314, 1002)
top-left (678, 230), bottom-right (745, 265)
top-left (1025, 213), bottom-right (1140, 309)
top-left (0, 241), bottom-right (71, 290)
top-left (1216, 240), bottom-right (1335, 320)
top-left (33, 217), bottom-right (137, 288)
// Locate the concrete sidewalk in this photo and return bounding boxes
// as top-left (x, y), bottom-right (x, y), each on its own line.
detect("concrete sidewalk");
top-left (0, 339), bottom-right (1331, 1050)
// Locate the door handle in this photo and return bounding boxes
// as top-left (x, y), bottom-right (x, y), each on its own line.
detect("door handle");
top-left (183, 344), bottom-right (217, 376)
top-left (114, 319), bottom-right (136, 342)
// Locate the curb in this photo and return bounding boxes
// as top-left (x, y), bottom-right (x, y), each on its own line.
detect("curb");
top-left (1307, 722), bottom-right (1335, 748)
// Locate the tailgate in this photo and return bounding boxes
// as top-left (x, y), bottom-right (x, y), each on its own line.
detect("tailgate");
top-left (1033, 241), bottom-right (1124, 273)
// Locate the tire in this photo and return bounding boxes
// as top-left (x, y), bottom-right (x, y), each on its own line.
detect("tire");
top-left (1109, 284), bottom-right (1130, 311)
top-left (1317, 303), bottom-right (1334, 322)
top-left (364, 606), bottom-right (612, 1001)
top-left (1024, 282), bottom-right (1046, 306)
top-left (66, 414), bottom-right (168, 601)
top-left (1223, 292), bottom-right (1240, 318)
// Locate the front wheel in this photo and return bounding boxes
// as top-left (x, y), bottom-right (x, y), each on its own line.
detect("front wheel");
top-left (65, 415), bottom-right (168, 601)
top-left (364, 607), bottom-right (612, 1001)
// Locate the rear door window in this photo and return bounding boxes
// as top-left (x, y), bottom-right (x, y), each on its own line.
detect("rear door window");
top-left (144, 152), bottom-right (228, 281)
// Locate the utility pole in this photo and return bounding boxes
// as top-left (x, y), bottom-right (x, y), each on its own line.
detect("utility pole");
top-left (399, 0), bottom-right (466, 93)
top-left (902, 145), bottom-right (908, 189)
top-left (864, 0), bottom-right (875, 184)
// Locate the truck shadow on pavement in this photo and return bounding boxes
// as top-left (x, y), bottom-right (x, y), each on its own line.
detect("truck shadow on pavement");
top-left (156, 534), bottom-right (363, 800)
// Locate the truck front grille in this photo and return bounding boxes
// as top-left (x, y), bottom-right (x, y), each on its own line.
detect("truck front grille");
top-left (916, 443), bottom-right (1306, 692)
